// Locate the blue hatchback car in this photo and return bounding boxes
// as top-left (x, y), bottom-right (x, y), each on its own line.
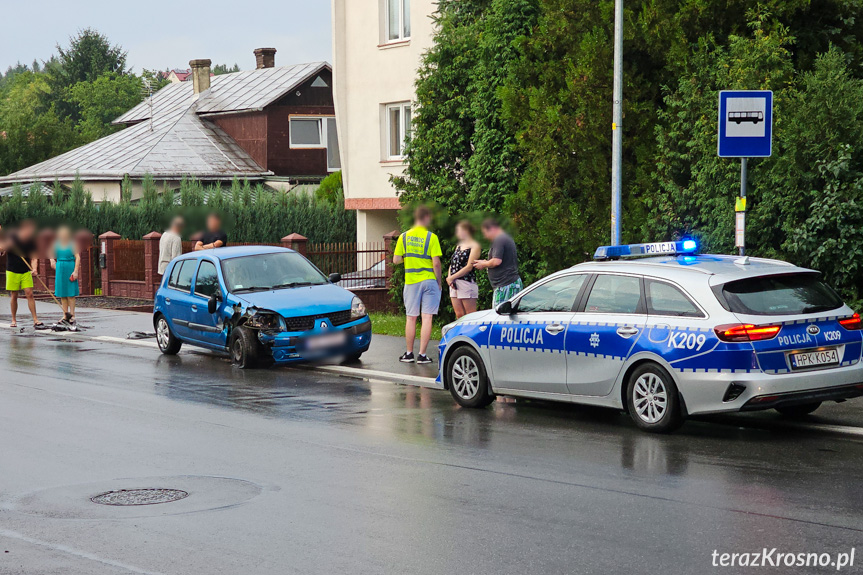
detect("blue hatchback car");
top-left (153, 246), bottom-right (372, 368)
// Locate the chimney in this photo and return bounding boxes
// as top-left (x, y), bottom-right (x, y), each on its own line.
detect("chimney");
top-left (254, 48), bottom-right (277, 69)
top-left (189, 59), bottom-right (211, 94)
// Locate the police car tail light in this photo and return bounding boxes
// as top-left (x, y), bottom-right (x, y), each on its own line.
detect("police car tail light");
top-left (714, 323), bottom-right (781, 342)
top-left (839, 313), bottom-right (863, 330)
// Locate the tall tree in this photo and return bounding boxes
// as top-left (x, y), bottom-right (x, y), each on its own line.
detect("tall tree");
top-left (46, 28), bottom-right (129, 122)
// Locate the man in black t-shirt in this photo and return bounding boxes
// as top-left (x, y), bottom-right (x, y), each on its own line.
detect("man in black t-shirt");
top-left (194, 213), bottom-right (227, 251)
top-left (1, 220), bottom-right (42, 328)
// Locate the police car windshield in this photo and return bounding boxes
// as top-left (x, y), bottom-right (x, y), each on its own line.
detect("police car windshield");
top-left (718, 273), bottom-right (843, 316)
top-left (221, 252), bottom-right (327, 293)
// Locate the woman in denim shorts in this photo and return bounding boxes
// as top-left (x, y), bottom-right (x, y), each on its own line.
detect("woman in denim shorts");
top-left (446, 221), bottom-right (481, 318)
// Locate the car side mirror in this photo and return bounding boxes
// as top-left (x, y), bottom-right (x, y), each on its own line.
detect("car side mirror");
top-left (207, 291), bottom-right (222, 314)
top-left (329, 273), bottom-right (342, 284)
top-left (495, 300), bottom-right (514, 315)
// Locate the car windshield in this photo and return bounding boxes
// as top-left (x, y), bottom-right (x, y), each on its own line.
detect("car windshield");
top-left (718, 273), bottom-right (844, 316)
top-left (221, 252), bottom-right (328, 293)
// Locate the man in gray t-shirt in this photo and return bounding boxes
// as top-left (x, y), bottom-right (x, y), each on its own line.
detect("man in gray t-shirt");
top-left (474, 219), bottom-right (523, 306)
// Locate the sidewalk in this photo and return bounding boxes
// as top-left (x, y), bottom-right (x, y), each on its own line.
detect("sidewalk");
top-left (0, 298), bottom-right (440, 386)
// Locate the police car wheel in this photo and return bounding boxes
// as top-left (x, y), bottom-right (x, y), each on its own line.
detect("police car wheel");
top-left (626, 364), bottom-right (684, 433)
top-left (155, 315), bottom-right (182, 355)
top-left (447, 347), bottom-right (493, 408)
top-left (775, 402), bottom-right (821, 418)
top-left (230, 326), bottom-right (261, 369)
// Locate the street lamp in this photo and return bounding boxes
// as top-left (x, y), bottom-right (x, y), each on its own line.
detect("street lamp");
top-left (610, 0), bottom-right (623, 246)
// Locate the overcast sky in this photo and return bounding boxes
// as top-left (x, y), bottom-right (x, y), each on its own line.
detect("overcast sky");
top-left (0, 0), bottom-right (333, 74)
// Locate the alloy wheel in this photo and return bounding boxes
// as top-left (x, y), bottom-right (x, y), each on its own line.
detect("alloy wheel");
top-left (633, 373), bottom-right (668, 424)
top-left (156, 319), bottom-right (170, 350)
top-left (451, 355), bottom-right (480, 400)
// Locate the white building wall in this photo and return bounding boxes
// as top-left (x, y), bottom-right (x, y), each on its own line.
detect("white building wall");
top-left (332, 0), bottom-right (437, 244)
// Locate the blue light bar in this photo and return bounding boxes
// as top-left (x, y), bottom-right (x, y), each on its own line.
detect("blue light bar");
top-left (594, 240), bottom-right (698, 261)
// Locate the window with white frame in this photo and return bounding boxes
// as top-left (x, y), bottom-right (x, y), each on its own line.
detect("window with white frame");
top-left (386, 0), bottom-right (411, 42)
top-left (289, 116), bottom-right (341, 172)
top-left (386, 103), bottom-right (412, 160)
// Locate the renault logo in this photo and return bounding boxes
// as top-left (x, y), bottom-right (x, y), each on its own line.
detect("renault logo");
top-left (321, 321), bottom-right (329, 331)
top-left (807, 325), bottom-right (820, 336)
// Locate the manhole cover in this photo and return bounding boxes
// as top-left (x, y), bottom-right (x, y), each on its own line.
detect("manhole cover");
top-left (90, 488), bottom-right (189, 506)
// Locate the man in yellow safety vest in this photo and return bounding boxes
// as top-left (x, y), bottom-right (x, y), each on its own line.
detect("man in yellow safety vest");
top-left (393, 206), bottom-right (442, 364)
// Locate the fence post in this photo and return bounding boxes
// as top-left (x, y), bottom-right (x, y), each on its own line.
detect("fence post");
top-left (383, 230), bottom-right (400, 282)
top-left (143, 231), bottom-right (162, 299)
top-left (98, 231), bottom-right (121, 297)
top-left (282, 233), bottom-right (308, 256)
top-left (75, 230), bottom-right (95, 296)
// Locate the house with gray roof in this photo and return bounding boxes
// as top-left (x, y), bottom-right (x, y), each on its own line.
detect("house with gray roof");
top-left (0, 49), bottom-right (340, 202)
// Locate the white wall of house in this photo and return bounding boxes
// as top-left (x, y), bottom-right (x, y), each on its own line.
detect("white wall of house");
top-left (332, 0), bottom-right (437, 243)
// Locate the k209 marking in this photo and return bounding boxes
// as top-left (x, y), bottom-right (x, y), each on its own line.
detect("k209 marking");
top-left (824, 330), bottom-right (842, 342)
top-left (668, 332), bottom-right (707, 351)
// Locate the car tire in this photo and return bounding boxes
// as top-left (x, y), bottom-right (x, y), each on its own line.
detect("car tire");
top-left (775, 402), bottom-right (821, 418)
top-left (625, 363), bottom-right (684, 433)
top-left (230, 326), bottom-right (262, 369)
top-left (155, 315), bottom-right (182, 355)
top-left (343, 352), bottom-right (363, 363)
top-left (446, 346), bottom-right (494, 408)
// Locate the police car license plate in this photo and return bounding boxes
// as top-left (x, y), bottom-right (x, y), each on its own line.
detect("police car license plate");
top-left (305, 332), bottom-right (346, 350)
top-left (790, 348), bottom-right (839, 370)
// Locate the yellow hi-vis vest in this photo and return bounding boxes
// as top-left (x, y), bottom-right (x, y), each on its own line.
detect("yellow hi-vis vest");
top-left (395, 227), bottom-right (442, 284)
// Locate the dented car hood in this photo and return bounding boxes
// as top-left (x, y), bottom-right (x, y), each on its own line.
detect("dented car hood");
top-left (231, 283), bottom-right (355, 317)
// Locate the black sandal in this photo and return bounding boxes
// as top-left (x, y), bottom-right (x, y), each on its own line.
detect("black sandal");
top-left (33, 322), bottom-right (48, 330)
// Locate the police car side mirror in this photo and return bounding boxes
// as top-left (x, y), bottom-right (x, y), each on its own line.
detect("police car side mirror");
top-left (207, 291), bottom-right (221, 314)
top-left (329, 273), bottom-right (342, 284)
top-left (495, 300), bottom-right (514, 315)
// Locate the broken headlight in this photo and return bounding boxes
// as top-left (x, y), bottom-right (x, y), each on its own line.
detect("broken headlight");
top-left (245, 310), bottom-right (283, 330)
top-left (351, 296), bottom-right (367, 320)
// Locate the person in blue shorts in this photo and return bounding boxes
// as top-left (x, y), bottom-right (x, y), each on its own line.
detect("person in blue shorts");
top-left (393, 206), bottom-right (442, 365)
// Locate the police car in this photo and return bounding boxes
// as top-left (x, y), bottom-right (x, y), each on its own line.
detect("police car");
top-left (437, 241), bottom-right (863, 432)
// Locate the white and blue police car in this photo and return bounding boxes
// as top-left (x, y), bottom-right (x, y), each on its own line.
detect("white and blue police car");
top-left (437, 241), bottom-right (863, 432)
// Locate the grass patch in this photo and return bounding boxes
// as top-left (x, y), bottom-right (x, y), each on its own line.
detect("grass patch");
top-left (368, 312), bottom-right (442, 340)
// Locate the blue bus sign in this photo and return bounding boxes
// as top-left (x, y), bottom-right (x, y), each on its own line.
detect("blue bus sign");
top-left (718, 90), bottom-right (773, 158)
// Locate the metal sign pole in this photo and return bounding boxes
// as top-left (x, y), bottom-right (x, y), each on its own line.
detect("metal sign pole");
top-left (739, 157), bottom-right (747, 256)
top-left (610, 0), bottom-right (623, 246)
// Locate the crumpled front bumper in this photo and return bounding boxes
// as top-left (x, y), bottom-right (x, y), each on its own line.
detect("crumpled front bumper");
top-left (258, 317), bottom-right (372, 363)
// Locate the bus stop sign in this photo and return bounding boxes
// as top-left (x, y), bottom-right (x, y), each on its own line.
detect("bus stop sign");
top-left (718, 90), bottom-right (773, 158)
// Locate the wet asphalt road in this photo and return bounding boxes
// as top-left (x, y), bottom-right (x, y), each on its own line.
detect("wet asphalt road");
top-left (2, 317), bottom-right (863, 574)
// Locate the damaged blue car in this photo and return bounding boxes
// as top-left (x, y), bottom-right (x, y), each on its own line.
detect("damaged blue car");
top-left (153, 246), bottom-right (371, 368)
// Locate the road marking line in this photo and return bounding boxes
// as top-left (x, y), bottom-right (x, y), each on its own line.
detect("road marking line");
top-left (0, 527), bottom-right (166, 575)
top-left (301, 364), bottom-right (439, 387)
top-left (91, 335), bottom-right (159, 348)
top-left (780, 422), bottom-right (863, 437)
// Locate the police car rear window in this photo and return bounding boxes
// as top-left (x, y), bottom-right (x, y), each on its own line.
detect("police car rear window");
top-left (717, 273), bottom-right (843, 316)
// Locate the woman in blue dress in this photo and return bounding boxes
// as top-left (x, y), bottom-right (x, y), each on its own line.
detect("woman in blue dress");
top-left (50, 225), bottom-right (80, 324)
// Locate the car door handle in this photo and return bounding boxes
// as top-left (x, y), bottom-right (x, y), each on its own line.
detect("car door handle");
top-left (617, 326), bottom-right (639, 337)
top-left (191, 305), bottom-right (197, 312)
top-left (165, 298), bottom-right (171, 305)
top-left (545, 324), bottom-right (566, 335)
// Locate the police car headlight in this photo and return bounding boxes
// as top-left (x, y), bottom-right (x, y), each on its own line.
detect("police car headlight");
top-left (351, 296), bottom-right (367, 320)
top-left (441, 322), bottom-right (456, 338)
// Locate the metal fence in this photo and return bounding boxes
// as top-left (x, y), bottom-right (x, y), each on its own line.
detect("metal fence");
top-left (112, 240), bottom-right (146, 282)
top-left (307, 242), bottom-right (389, 290)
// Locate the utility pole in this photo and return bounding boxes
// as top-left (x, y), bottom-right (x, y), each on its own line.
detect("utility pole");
top-left (610, 0), bottom-right (624, 246)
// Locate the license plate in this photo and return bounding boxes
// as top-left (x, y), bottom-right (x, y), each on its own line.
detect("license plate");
top-left (305, 332), bottom-right (346, 350)
top-left (790, 348), bottom-right (839, 370)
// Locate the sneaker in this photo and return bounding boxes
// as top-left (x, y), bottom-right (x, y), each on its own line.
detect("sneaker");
top-left (416, 354), bottom-right (433, 365)
top-left (399, 352), bottom-right (415, 363)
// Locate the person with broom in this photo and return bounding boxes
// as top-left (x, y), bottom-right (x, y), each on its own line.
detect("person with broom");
top-left (49, 225), bottom-right (80, 325)
top-left (0, 219), bottom-right (44, 329)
